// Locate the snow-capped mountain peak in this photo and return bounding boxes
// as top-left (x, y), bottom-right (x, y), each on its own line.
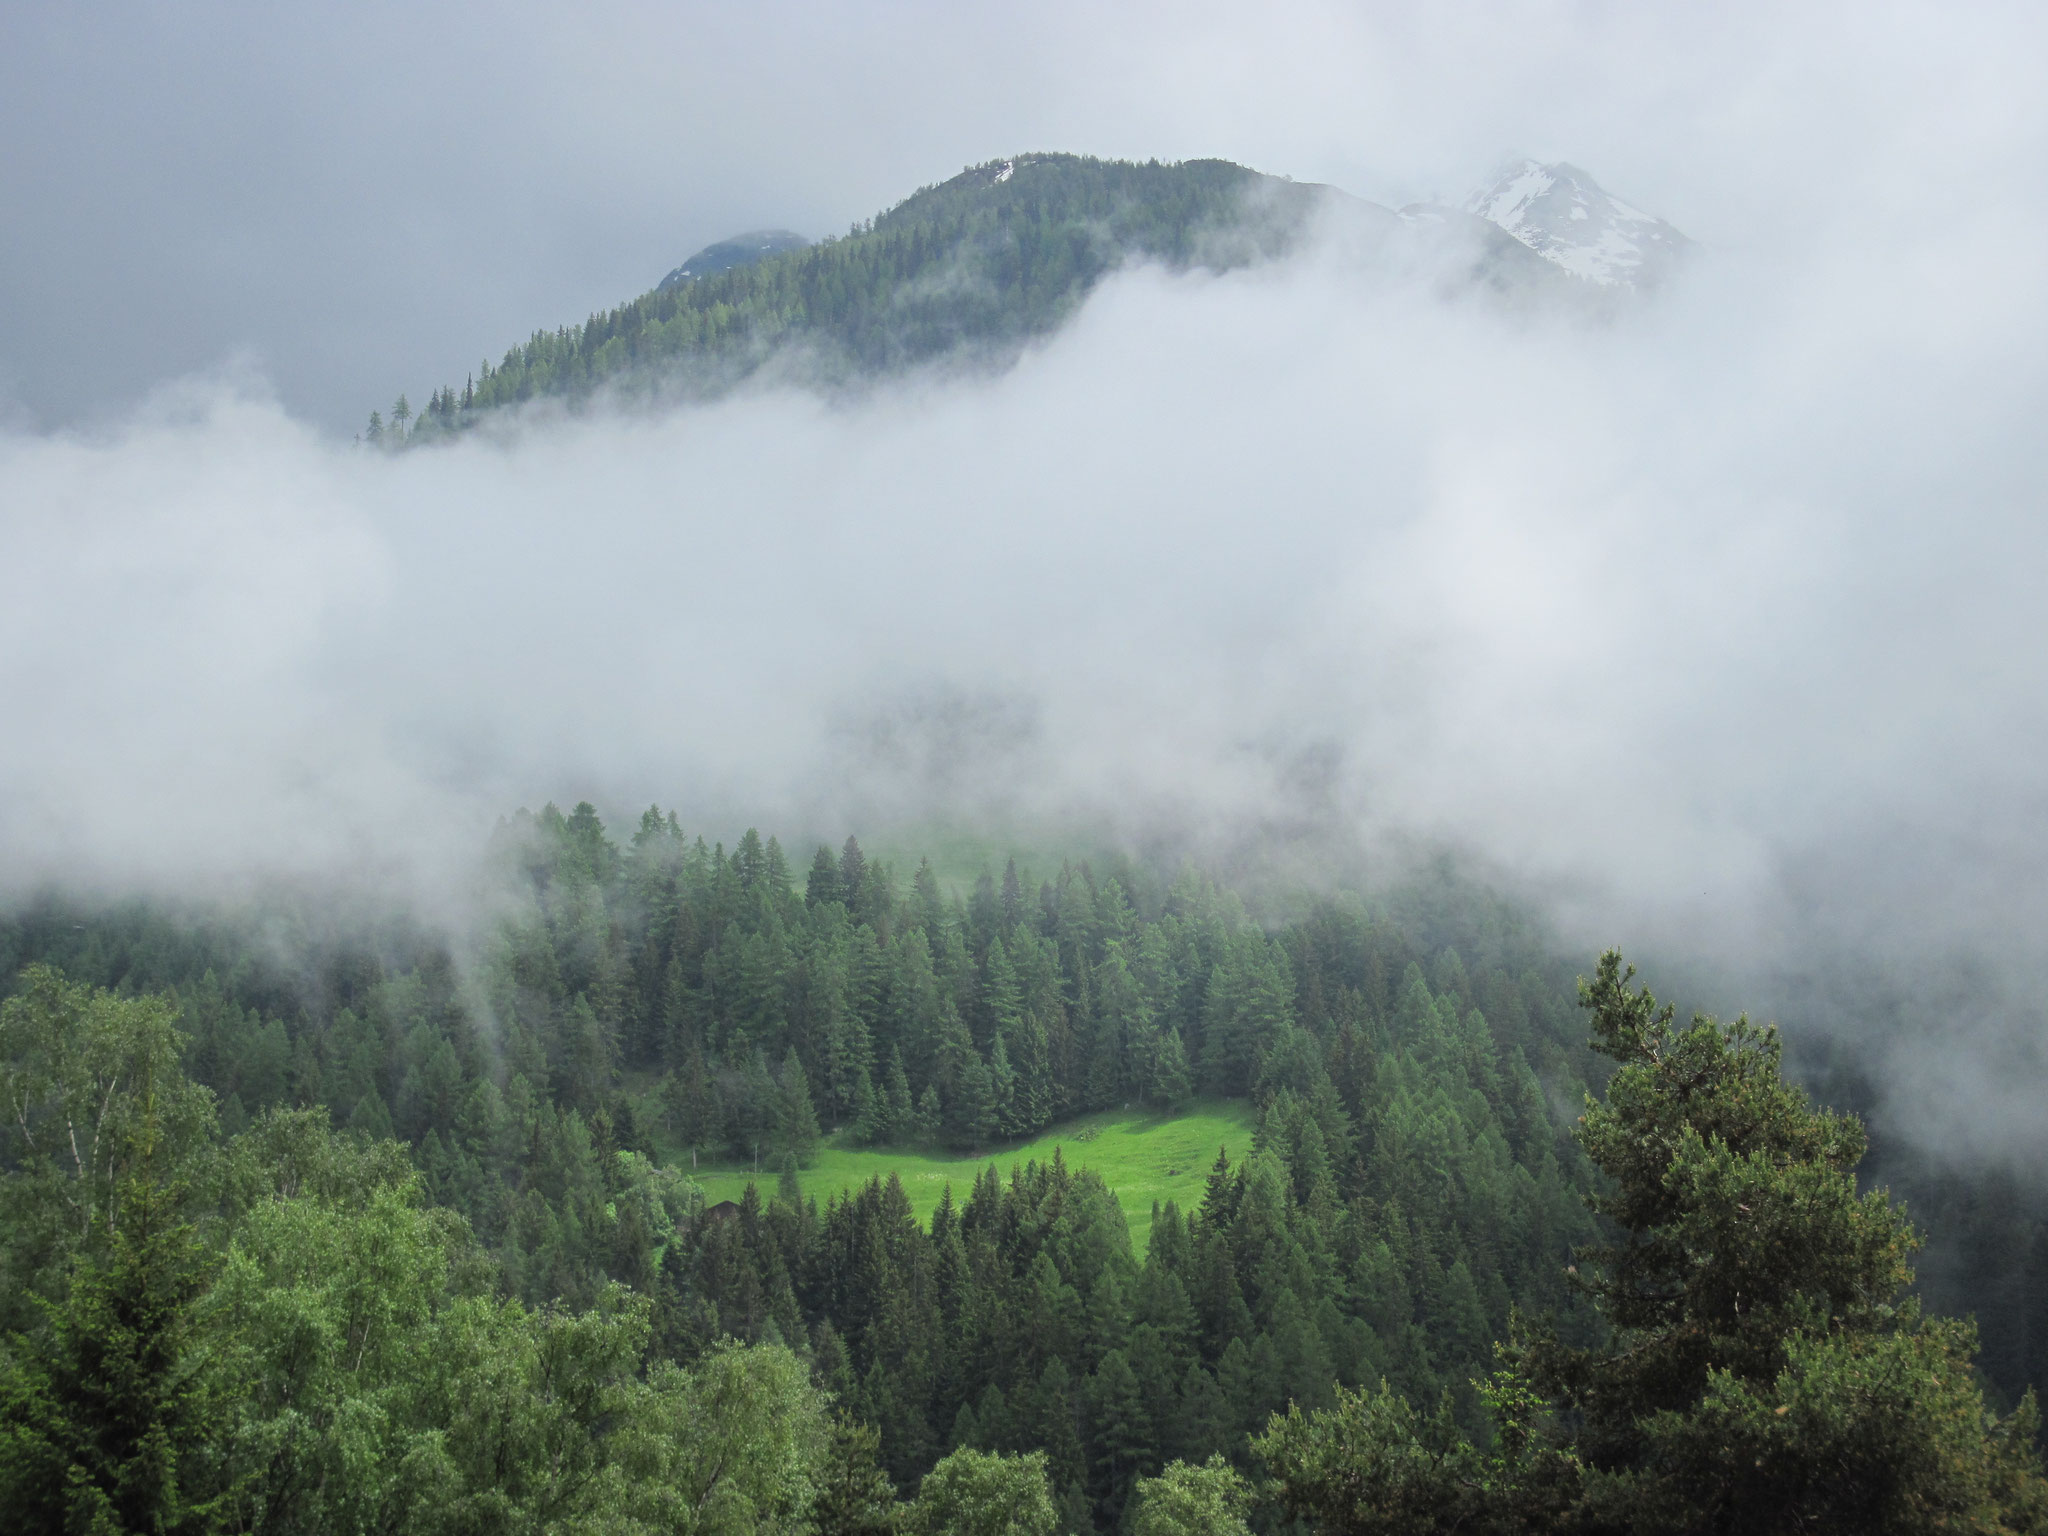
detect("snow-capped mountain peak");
top-left (1464, 160), bottom-right (1687, 288)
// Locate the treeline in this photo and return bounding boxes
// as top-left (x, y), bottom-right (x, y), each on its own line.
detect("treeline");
top-left (7, 811), bottom-right (2048, 1531)
top-left (0, 964), bottom-right (1014, 1533)
top-left (0, 809), bottom-right (1610, 1510)
top-left (13, 806), bottom-right (1603, 1343)
top-left (367, 153), bottom-right (1324, 443)
top-left (667, 1119), bottom-right (1593, 1528)
top-left (39, 802), bottom-right (2041, 1422)
top-left (1798, 1043), bottom-right (2048, 1417)
top-left (4, 955), bottom-right (2042, 1533)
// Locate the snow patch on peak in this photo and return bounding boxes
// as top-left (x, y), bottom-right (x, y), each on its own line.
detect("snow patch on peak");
top-left (1470, 161), bottom-right (1556, 231)
top-left (1463, 160), bottom-right (1688, 288)
top-left (994, 159), bottom-right (1015, 184)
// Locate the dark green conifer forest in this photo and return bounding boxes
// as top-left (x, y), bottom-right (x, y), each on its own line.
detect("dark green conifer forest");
top-left (3, 807), bottom-right (2042, 1532)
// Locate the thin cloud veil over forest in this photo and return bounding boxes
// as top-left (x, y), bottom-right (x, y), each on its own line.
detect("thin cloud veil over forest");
top-left (7, 155), bottom-right (2048, 1158)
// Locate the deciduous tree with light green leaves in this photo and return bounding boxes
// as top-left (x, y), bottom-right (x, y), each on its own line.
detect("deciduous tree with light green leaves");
top-left (907, 1446), bottom-right (1058, 1536)
top-left (1, 967), bottom-right (841, 1536)
top-left (610, 1337), bottom-right (831, 1536)
top-left (0, 965), bottom-right (213, 1310)
top-left (1132, 1455), bottom-right (1252, 1536)
top-left (0, 966), bottom-right (224, 1533)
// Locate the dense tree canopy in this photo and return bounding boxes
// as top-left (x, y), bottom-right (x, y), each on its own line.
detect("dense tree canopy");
top-left (2, 817), bottom-right (2042, 1534)
top-left (1255, 954), bottom-right (2048, 1535)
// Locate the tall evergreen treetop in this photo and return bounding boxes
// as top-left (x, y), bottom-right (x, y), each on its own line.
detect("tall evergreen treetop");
top-left (1256, 951), bottom-right (2048, 1536)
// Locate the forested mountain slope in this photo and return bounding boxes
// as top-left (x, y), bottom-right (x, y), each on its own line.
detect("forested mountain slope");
top-left (4, 826), bottom-right (2041, 1531)
top-left (374, 154), bottom-right (1340, 439)
top-left (1, 808), bottom-right (1610, 1516)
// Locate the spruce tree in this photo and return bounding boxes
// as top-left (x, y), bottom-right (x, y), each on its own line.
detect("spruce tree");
top-left (1148, 1026), bottom-right (1193, 1109)
top-left (999, 858), bottom-right (1025, 932)
top-left (1013, 1013), bottom-right (1054, 1134)
top-left (882, 1048), bottom-right (916, 1145)
top-left (774, 1048), bottom-right (822, 1166)
top-left (1085, 1349), bottom-right (1154, 1516)
top-left (911, 859), bottom-right (947, 938)
top-left (813, 1414), bottom-right (898, 1536)
top-left (982, 937), bottom-right (1025, 1045)
top-left (807, 845), bottom-right (845, 907)
top-left (987, 1033), bottom-right (1020, 1138)
top-left (914, 1085), bottom-right (943, 1147)
top-left (838, 836), bottom-right (868, 914)
top-left (1255, 952), bottom-right (2048, 1536)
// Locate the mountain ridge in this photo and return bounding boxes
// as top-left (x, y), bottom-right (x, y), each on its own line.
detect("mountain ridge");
top-left (372, 153), bottom-right (1684, 444)
top-left (1463, 158), bottom-right (1690, 287)
top-left (376, 153), bottom-right (1328, 441)
top-left (656, 228), bottom-right (813, 291)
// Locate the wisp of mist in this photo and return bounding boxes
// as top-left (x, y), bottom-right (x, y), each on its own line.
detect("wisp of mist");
top-left (3, 167), bottom-right (2047, 1164)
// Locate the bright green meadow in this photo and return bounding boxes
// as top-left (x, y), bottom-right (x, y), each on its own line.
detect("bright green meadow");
top-left (663, 1099), bottom-right (1257, 1254)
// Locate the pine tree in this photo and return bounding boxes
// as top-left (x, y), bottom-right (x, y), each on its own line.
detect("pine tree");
top-left (987, 1033), bottom-right (1020, 1138)
top-left (882, 1048), bottom-right (916, 1145)
top-left (848, 1064), bottom-right (879, 1144)
top-left (807, 845), bottom-right (846, 907)
top-left (934, 1011), bottom-right (985, 1148)
top-left (774, 1047), bottom-right (822, 1166)
top-left (736, 1050), bottom-right (779, 1166)
top-left (1200, 940), bottom-right (1295, 1097)
top-left (822, 1009), bottom-right (877, 1128)
top-left (968, 868), bottom-right (1002, 958)
top-left (953, 1055), bottom-right (996, 1149)
top-left (893, 932), bottom-right (948, 1083)
top-left (982, 937), bottom-right (1024, 1046)
top-left (1148, 1026), bottom-right (1193, 1109)
top-left (735, 828), bottom-right (768, 890)
top-left (763, 835), bottom-right (793, 896)
top-left (813, 1414), bottom-right (898, 1536)
top-left (1174, 1362), bottom-right (1235, 1465)
top-left (1013, 1012), bottom-right (1054, 1134)
top-left (839, 836), bottom-right (868, 913)
top-left (914, 1085), bottom-right (943, 1147)
top-left (660, 954), bottom-right (697, 1071)
top-left (666, 1045), bottom-right (723, 1162)
top-left (1254, 952), bottom-right (2048, 1536)
top-left (911, 859), bottom-right (946, 937)
top-left (1000, 858), bottom-right (1025, 931)
top-left (1085, 1349), bottom-right (1155, 1515)
top-left (1089, 942), bottom-right (1152, 1109)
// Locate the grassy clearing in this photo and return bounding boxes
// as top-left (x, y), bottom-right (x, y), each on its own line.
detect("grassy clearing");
top-left (660, 1099), bottom-right (1257, 1254)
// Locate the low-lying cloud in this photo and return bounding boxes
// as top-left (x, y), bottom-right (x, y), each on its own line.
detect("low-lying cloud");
top-left (5, 152), bottom-right (2048, 1161)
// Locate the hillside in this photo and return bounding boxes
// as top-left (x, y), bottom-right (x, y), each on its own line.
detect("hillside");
top-left (5, 813), bottom-right (2045, 1529)
top-left (370, 152), bottom-right (1690, 443)
top-left (382, 153), bottom-right (1333, 438)
top-left (0, 809), bottom-right (1610, 1466)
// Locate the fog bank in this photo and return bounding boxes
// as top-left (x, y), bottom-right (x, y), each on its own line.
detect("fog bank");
top-left (7, 127), bottom-right (2048, 1158)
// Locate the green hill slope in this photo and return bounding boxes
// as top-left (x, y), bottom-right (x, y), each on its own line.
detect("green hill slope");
top-left (381, 153), bottom-right (1334, 438)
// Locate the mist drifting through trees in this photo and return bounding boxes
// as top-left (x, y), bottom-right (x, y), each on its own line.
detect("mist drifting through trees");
top-left (5, 3), bottom-right (2048, 1531)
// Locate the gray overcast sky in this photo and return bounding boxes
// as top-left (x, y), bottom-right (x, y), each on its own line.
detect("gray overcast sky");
top-left (8, 1), bottom-right (2034, 431)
